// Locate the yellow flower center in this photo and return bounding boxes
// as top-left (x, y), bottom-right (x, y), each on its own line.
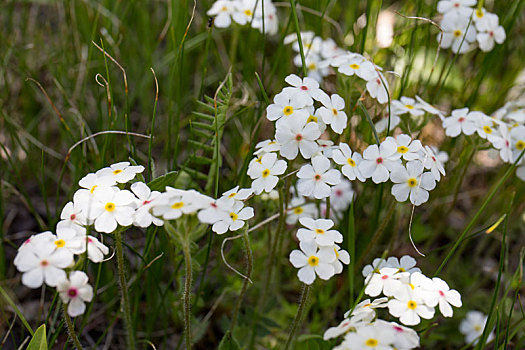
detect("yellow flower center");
top-left (54, 239), bottom-right (66, 248)
top-left (405, 104), bottom-right (414, 110)
top-left (334, 247), bottom-right (339, 258)
top-left (407, 178), bottom-right (417, 187)
top-left (293, 207), bottom-right (304, 214)
top-left (307, 256), bottom-right (319, 266)
top-left (453, 29), bottom-right (462, 38)
top-left (112, 169), bottom-right (123, 175)
top-left (350, 63), bottom-right (360, 69)
top-left (221, 6), bottom-right (228, 11)
top-left (332, 108), bottom-right (338, 115)
top-left (262, 169), bottom-right (270, 178)
top-left (409, 283), bottom-right (415, 290)
top-left (347, 158), bottom-right (356, 167)
top-left (256, 156), bottom-right (262, 164)
top-left (90, 185), bottom-right (97, 194)
top-left (397, 146), bottom-right (409, 153)
top-left (365, 338), bottom-right (379, 347)
top-left (407, 300), bottom-right (417, 310)
top-left (308, 63), bottom-right (317, 70)
top-left (105, 202), bottom-right (116, 212)
top-left (230, 212), bottom-right (238, 221)
top-left (516, 140), bottom-right (525, 150)
top-left (315, 228), bottom-right (325, 234)
top-left (171, 202), bottom-right (184, 209)
top-left (399, 267), bottom-right (406, 272)
top-left (244, 9), bottom-right (252, 16)
top-left (483, 125), bottom-right (493, 134)
top-left (283, 106), bottom-right (294, 116)
top-left (476, 9), bottom-right (484, 18)
top-left (474, 325), bottom-right (482, 332)
top-left (307, 115), bottom-right (318, 123)
top-left (228, 193), bottom-right (237, 198)
top-left (363, 303), bottom-right (372, 307)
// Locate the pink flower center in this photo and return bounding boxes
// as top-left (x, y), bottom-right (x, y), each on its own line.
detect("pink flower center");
top-left (381, 275), bottom-right (388, 280)
top-left (314, 174), bottom-right (322, 181)
top-left (505, 140), bottom-right (510, 147)
top-left (295, 134), bottom-right (303, 141)
top-left (439, 290), bottom-right (445, 296)
top-left (489, 31), bottom-right (494, 37)
top-left (376, 157), bottom-right (383, 164)
top-left (454, 2), bottom-right (459, 7)
top-left (300, 85), bottom-right (308, 91)
top-left (87, 237), bottom-right (93, 243)
top-left (68, 288), bottom-right (78, 298)
top-left (40, 260), bottom-right (49, 267)
top-left (211, 203), bottom-right (217, 208)
top-left (458, 117), bottom-right (465, 122)
top-left (70, 214), bottom-right (76, 221)
top-left (432, 156), bottom-right (436, 161)
top-left (24, 238), bottom-right (31, 245)
top-left (336, 190), bottom-right (343, 197)
top-left (143, 200), bottom-right (151, 205)
top-left (393, 326), bottom-right (404, 332)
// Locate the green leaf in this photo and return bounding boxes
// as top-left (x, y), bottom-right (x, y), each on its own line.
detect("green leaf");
top-left (26, 324), bottom-right (47, 350)
top-left (218, 331), bottom-right (241, 350)
top-left (147, 171), bottom-right (180, 191)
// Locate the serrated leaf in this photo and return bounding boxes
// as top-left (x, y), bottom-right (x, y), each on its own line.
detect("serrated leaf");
top-left (218, 331), bottom-right (241, 350)
top-left (26, 324), bottom-right (47, 350)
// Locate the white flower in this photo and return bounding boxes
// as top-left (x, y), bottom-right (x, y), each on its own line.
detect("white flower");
top-left (84, 235), bottom-right (109, 263)
top-left (375, 114), bottom-right (401, 133)
top-left (330, 179), bottom-right (355, 211)
top-left (385, 256), bottom-right (421, 274)
top-left (442, 107), bottom-right (477, 137)
top-left (365, 267), bottom-right (408, 297)
top-left (316, 139), bottom-right (336, 157)
top-left (286, 197), bottom-right (317, 225)
top-left (96, 161), bottom-right (144, 184)
top-left (296, 217), bottom-right (343, 246)
top-left (332, 245), bottom-right (350, 274)
top-left (78, 172), bottom-right (116, 193)
top-left (410, 272), bottom-right (462, 317)
top-left (254, 139), bottom-right (280, 156)
top-left (437, 0), bottom-right (476, 17)
top-left (362, 257), bottom-right (388, 277)
top-left (387, 134), bottom-right (422, 161)
top-left (335, 55), bottom-right (376, 80)
top-left (53, 228), bottom-right (85, 256)
top-left (57, 271), bottom-right (93, 317)
top-left (366, 71), bottom-right (389, 104)
top-left (232, 0), bottom-right (257, 25)
top-left (207, 0), bottom-right (236, 28)
top-left (471, 111), bottom-right (501, 143)
top-left (359, 139), bottom-right (401, 184)
top-left (340, 322), bottom-right (396, 350)
top-left (323, 317), bottom-right (362, 340)
top-left (222, 186), bottom-right (253, 202)
top-left (376, 320), bottom-right (420, 349)
top-left (289, 240), bottom-right (336, 285)
top-left (476, 13), bottom-right (505, 52)
top-left (297, 155), bottom-right (341, 199)
top-left (387, 288), bottom-right (435, 326)
top-left (332, 143), bottom-right (365, 181)
top-left (152, 188), bottom-right (211, 220)
top-left (317, 94), bottom-right (348, 134)
top-left (460, 311), bottom-right (494, 345)
top-left (15, 239), bottom-right (73, 288)
top-left (197, 197), bottom-right (234, 225)
top-left (247, 152), bottom-right (287, 194)
top-left (392, 97), bottom-right (424, 117)
top-left (266, 90), bottom-right (309, 123)
top-left (211, 201), bottom-right (254, 234)
top-left (57, 201), bottom-right (87, 235)
top-left (276, 115), bottom-right (321, 160)
top-left (131, 182), bottom-right (163, 228)
top-left (510, 125), bottom-right (525, 162)
top-left (390, 161), bottom-right (436, 206)
top-left (86, 187), bottom-right (136, 233)
top-left (344, 298), bottom-right (389, 319)
top-left (282, 74), bottom-right (327, 105)
top-left (438, 12), bottom-right (476, 54)
top-left (416, 95), bottom-right (445, 119)
top-left (421, 146), bottom-right (447, 181)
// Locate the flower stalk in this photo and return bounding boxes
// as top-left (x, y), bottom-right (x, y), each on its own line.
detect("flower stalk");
top-left (230, 225), bottom-right (253, 332)
top-left (63, 303), bottom-right (83, 350)
top-left (284, 284), bottom-right (311, 350)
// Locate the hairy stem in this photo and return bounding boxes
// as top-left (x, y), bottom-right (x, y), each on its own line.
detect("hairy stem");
top-left (114, 231), bottom-right (135, 350)
top-left (63, 303), bottom-right (83, 350)
top-left (284, 284), bottom-right (310, 350)
top-left (182, 238), bottom-right (193, 350)
top-left (230, 226), bottom-right (253, 332)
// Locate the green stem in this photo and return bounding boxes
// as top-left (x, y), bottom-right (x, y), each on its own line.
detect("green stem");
top-left (114, 231), bottom-right (136, 350)
top-left (63, 303), bottom-right (83, 350)
top-left (182, 236), bottom-right (193, 350)
top-left (289, 0), bottom-right (307, 77)
top-left (284, 284), bottom-right (310, 350)
top-left (230, 226), bottom-right (253, 332)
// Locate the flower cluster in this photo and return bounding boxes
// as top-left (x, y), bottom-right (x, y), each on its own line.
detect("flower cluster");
top-left (283, 32), bottom-right (390, 104)
top-left (437, 0), bottom-right (506, 53)
top-left (441, 106), bottom-right (525, 181)
top-left (323, 255), bottom-right (462, 349)
top-left (14, 162), bottom-right (256, 316)
top-left (289, 217), bottom-right (349, 285)
top-left (207, 0), bottom-right (278, 35)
